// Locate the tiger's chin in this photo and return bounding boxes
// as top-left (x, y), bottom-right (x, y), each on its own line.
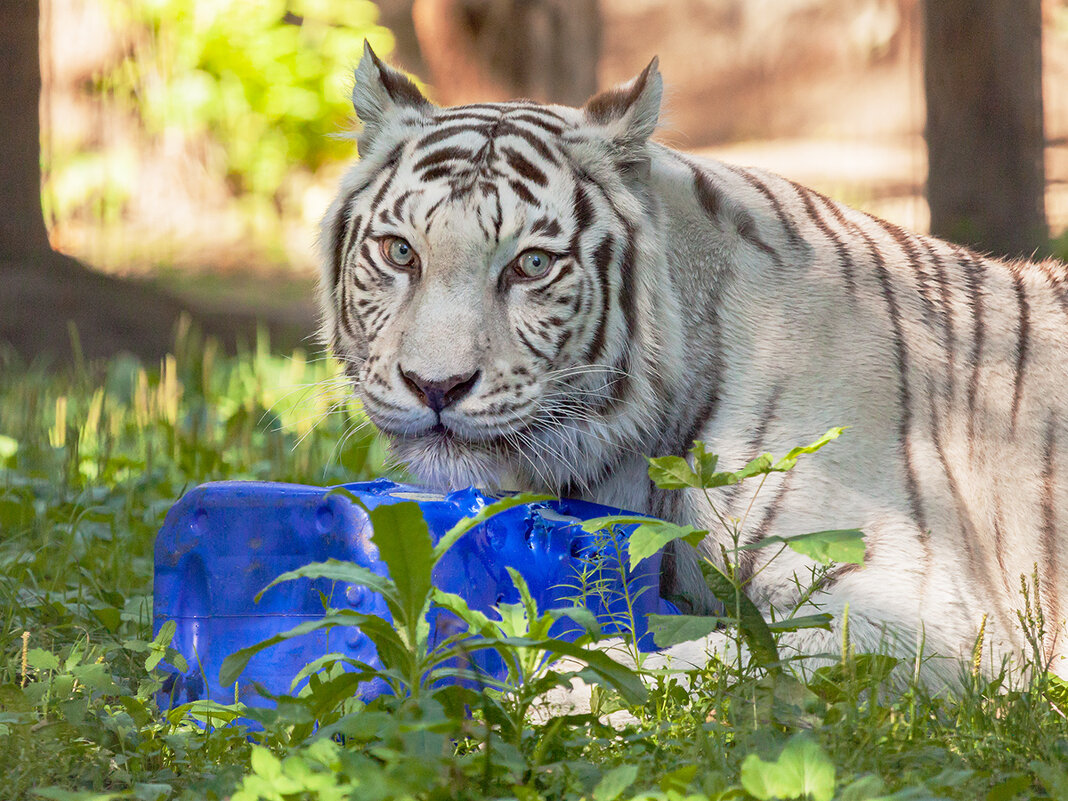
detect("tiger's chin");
top-left (389, 429), bottom-right (522, 493)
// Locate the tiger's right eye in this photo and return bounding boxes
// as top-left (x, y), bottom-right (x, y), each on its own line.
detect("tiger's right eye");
top-left (381, 237), bottom-right (418, 269)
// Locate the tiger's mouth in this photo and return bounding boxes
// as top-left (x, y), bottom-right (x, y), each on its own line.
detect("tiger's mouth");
top-left (416, 420), bottom-right (508, 448)
top-left (425, 422), bottom-right (456, 441)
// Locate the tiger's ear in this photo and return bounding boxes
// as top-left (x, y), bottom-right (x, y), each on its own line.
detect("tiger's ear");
top-left (352, 41), bottom-right (430, 153)
top-left (583, 57), bottom-right (662, 149)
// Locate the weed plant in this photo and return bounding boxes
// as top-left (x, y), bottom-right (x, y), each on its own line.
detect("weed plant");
top-left (1, 328), bottom-right (1066, 800)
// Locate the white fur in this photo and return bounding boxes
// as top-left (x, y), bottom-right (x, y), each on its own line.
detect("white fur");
top-left (320, 49), bottom-right (1068, 690)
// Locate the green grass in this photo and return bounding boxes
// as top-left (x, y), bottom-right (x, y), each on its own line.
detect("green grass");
top-left (1, 330), bottom-right (1066, 801)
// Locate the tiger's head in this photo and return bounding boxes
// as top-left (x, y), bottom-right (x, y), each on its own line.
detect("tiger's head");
top-left (319, 43), bottom-right (683, 493)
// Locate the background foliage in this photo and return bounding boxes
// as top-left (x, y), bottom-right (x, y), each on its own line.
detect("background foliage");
top-left (65, 0), bottom-right (391, 239)
top-left (2, 332), bottom-right (1067, 800)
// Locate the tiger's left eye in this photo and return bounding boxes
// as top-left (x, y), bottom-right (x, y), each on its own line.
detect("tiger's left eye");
top-left (381, 236), bottom-right (417, 268)
top-left (513, 249), bottom-right (554, 279)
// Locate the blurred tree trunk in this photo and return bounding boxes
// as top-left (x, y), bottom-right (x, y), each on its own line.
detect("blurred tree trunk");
top-left (374, 0), bottom-right (429, 79)
top-left (0, 0), bottom-right (269, 362)
top-left (1, 0), bottom-right (52, 257)
top-left (923, 0), bottom-right (1047, 258)
top-left (410, 0), bottom-right (600, 106)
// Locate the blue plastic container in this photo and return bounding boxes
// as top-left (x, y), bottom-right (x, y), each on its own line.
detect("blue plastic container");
top-left (153, 479), bottom-right (677, 710)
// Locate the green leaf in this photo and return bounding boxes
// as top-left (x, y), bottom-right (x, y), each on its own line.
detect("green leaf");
top-left (249, 744), bottom-right (282, 780)
top-left (700, 561), bottom-right (778, 666)
top-left (0, 434), bottom-right (18, 459)
top-left (26, 649), bottom-right (59, 672)
top-left (744, 529), bottom-right (866, 567)
top-left (505, 566), bottom-right (540, 631)
top-left (740, 733), bottom-right (836, 801)
top-left (494, 602), bottom-right (530, 639)
top-left (647, 614), bottom-right (726, 649)
top-left (337, 612), bottom-right (414, 676)
top-left (766, 613), bottom-right (834, 633)
top-left (253, 558), bottom-right (393, 603)
top-left (689, 440), bottom-right (720, 485)
top-left (659, 764), bottom-right (699, 794)
top-left (772, 426), bottom-right (845, 471)
top-left (32, 789), bottom-right (124, 801)
top-left (368, 501), bottom-right (433, 630)
top-left (496, 636), bottom-right (647, 706)
top-left (810, 655), bottom-right (900, 702)
top-left (145, 620), bottom-right (178, 672)
top-left (434, 492), bottom-right (553, 559)
top-left (731, 453), bottom-right (774, 482)
top-left (837, 775), bottom-right (889, 801)
top-left (647, 454), bottom-right (701, 489)
top-left (592, 764), bottom-right (639, 801)
top-left (287, 652), bottom-right (376, 692)
top-left (579, 514), bottom-right (657, 534)
top-left (985, 774), bottom-right (1035, 801)
top-left (628, 521), bottom-right (707, 570)
top-left (218, 610), bottom-right (409, 687)
top-left (69, 663), bottom-right (122, 694)
top-left (90, 606), bottom-right (122, 633)
top-left (430, 589), bottom-right (493, 635)
top-left (542, 605), bottom-right (601, 639)
top-left (786, 528), bottom-right (865, 566)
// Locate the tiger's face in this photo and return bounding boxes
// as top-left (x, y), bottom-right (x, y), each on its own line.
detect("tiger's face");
top-left (320, 44), bottom-right (669, 491)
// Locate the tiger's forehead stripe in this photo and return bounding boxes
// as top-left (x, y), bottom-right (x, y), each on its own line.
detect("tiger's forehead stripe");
top-left (412, 105), bottom-right (570, 167)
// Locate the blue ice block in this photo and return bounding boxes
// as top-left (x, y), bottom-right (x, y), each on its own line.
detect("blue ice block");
top-left (153, 479), bottom-right (677, 711)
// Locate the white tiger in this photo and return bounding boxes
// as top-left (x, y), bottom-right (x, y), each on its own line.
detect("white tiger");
top-left (319, 43), bottom-right (1068, 685)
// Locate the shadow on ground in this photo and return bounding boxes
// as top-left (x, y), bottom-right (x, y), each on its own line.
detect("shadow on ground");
top-left (1, 251), bottom-right (318, 364)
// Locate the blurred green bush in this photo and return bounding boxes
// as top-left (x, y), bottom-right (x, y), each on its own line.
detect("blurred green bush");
top-left (98, 0), bottom-right (392, 225)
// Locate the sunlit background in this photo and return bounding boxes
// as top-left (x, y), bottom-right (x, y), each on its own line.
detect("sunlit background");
top-left (33, 0), bottom-right (1068, 343)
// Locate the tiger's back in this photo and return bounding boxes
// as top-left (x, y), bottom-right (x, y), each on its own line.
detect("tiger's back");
top-left (651, 152), bottom-right (1068, 676)
top-left (320, 44), bottom-right (1068, 680)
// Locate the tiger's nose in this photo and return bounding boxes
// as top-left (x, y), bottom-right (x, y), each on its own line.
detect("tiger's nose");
top-left (399, 367), bottom-right (481, 414)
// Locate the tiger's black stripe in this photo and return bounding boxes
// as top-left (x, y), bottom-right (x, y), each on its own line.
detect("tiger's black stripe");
top-left (790, 181), bottom-right (856, 298)
top-left (515, 325), bottom-right (552, 362)
top-left (585, 235), bottom-right (616, 363)
top-left (507, 113), bottom-right (565, 136)
top-left (857, 222), bottom-right (931, 559)
top-left (530, 217), bottom-right (562, 238)
top-left (812, 189), bottom-right (863, 293)
top-left (687, 162), bottom-right (781, 267)
top-left (331, 200), bottom-right (360, 298)
top-left (501, 145), bottom-right (549, 186)
top-left (927, 376), bottom-right (1013, 635)
top-left (1036, 260), bottom-right (1068, 320)
top-left (389, 191), bottom-right (414, 225)
top-left (569, 184), bottom-right (594, 257)
top-left (416, 124), bottom-right (488, 149)
top-left (413, 146), bottom-right (475, 173)
top-left (1008, 261), bottom-right (1030, 432)
top-left (435, 110), bottom-right (500, 124)
top-left (507, 178), bottom-right (537, 205)
top-left (618, 221), bottom-right (640, 340)
top-left (876, 219), bottom-right (940, 333)
top-left (920, 239), bottom-right (957, 401)
top-left (724, 165), bottom-right (805, 250)
top-left (358, 241), bottom-right (397, 285)
top-left (959, 249), bottom-right (987, 447)
top-left (532, 259), bottom-right (575, 292)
